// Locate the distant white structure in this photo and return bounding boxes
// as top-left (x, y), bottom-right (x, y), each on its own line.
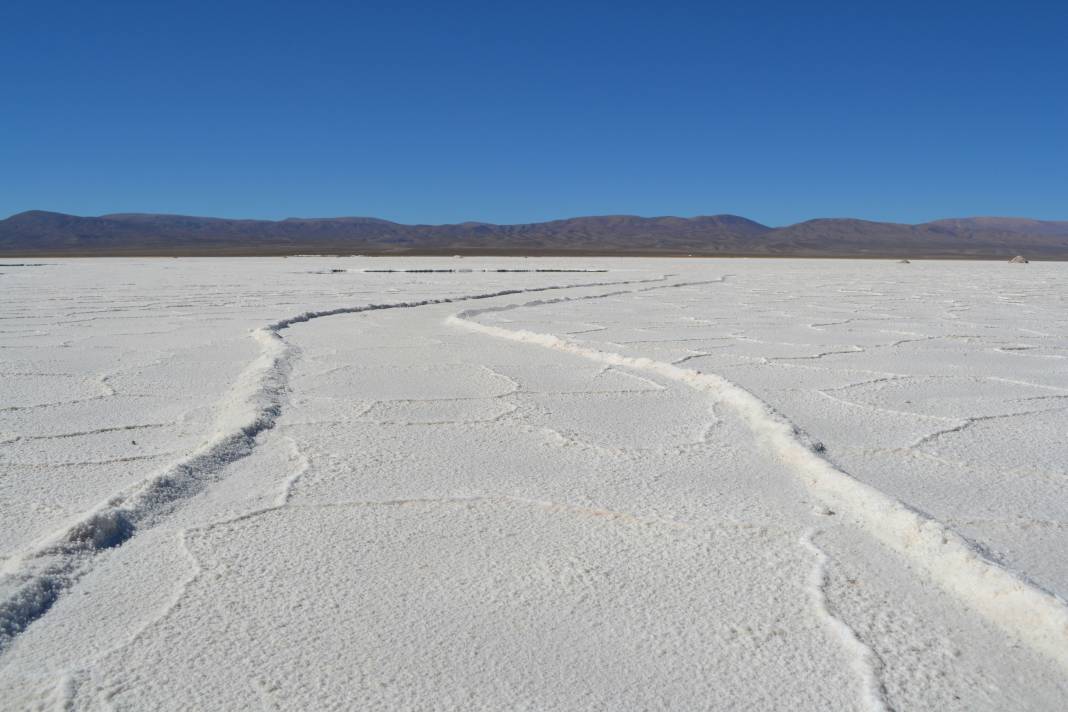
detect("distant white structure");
top-left (1009, 255), bottom-right (1029, 263)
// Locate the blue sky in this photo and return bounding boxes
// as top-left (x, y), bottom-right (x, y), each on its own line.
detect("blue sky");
top-left (2, 1), bottom-right (1065, 226)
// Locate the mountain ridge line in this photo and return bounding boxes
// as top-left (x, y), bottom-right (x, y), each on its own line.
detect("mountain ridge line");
top-left (3, 210), bottom-right (1067, 258)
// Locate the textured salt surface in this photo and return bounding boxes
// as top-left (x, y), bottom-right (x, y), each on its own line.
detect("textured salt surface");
top-left (1, 257), bottom-right (1066, 710)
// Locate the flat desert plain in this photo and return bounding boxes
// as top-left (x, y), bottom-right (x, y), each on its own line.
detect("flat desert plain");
top-left (1, 257), bottom-right (1067, 710)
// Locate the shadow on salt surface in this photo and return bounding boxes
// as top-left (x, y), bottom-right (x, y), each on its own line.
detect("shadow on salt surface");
top-left (0, 529), bottom-right (196, 709)
top-left (0, 430), bottom-right (314, 702)
top-left (78, 500), bottom-right (862, 711)
top-left (0, 459), bottom-right (144, 559)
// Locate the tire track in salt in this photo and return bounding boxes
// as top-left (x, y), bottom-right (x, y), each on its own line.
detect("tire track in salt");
top-left (0, 274), bottom-right (665, 655)
top-left (447, 280), bottom-right (1068, 672)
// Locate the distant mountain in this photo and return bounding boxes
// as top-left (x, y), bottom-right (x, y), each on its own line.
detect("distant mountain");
top-left (1, 210), bottom-right (1066, 258)
top-left (924, 217), bottom-right (1068, 237)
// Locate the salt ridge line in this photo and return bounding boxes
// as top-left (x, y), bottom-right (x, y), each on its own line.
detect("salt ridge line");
top-left (801, 530), bottom-right (889, 712)
top-left (447, 284), bottom-right (1068, 670)
top-left (0, 275), bottom-right (666, 655)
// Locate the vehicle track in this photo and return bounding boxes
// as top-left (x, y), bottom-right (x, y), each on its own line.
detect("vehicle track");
top-left (0, 275), bottom-right (666, 655)
top-left (448, 281), bottom-right (1068, 671)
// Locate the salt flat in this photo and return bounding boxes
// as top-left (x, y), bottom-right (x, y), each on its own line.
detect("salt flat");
top-left (1, 257), bottom-right (1067, 710)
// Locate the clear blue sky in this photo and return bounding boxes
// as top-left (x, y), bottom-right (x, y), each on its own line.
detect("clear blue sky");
top-left (2, 1), bottom-right (1065, 226)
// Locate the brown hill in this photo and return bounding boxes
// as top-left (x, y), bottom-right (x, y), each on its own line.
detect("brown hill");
top-left (1, 210), bottom-right (1066, 258)
top-left (925, 217), bottom-right (1068, 237)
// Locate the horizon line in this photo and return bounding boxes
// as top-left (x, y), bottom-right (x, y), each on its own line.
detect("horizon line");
top-left (6, 209), bottom-right (1068, 229)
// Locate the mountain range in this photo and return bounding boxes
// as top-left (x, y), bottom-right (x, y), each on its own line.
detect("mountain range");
top-left (3, 210), bottom-right (1068, 258)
